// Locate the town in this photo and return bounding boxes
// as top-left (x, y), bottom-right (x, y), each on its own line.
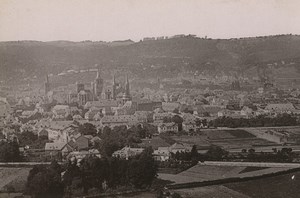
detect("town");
top-left (1, 0), bottom-right (300, 197)
top-left (1, 52), bottom-right (300, 197)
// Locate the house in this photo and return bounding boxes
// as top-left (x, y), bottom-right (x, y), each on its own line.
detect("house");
top-left (115, 101), bottom-right (137, 115)
top-left (52, 105), bottom-right (70, 119)
top-left (153, 111), bottom-right (173, 123)
top-left (72, 135), bottom-right (89, 150)
top-left (134, 111), bottom-right (151, 123)
top-left (84, 109), bottom-right (101, 120)
top-left (73, 114), bottom-right (83, 120)
top-left (153, 147), bottom-right (170, 161)
top-left (158, 122), bottom-right (178, 133)
top-left (20, 123), bottom-right (37, 133)
top-left (38, 128), bottom-right (48, 138)
top-left (182, 121), bottom-right (197, 132)
top-left (43, 121), bottom-right (79, 142)
top-left (162, 102), bottom-right (180, 112)
top-left (203, 105), bottom-right (224, 117)
top-left (169, 143), bottom-right (192, 154)
top-left (68, 149), bottom-right (101, 163)
top-left (112, 146), bottom-right (144, 159)
top-left (45, 142), bottom-right (75, 157)
top-left (153, 143), bottom-right (193, 161)
top-left (240, 106), bottom-right (254, 118)
top-left (181, 113), bottom-right (197, 123)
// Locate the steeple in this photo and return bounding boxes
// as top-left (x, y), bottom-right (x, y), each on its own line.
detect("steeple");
top-left (96, 67), bottom-right (100, 79)
top-left (44, 74), bottom-right (50, 95)
top-left (126, 73), bottom-right (129, 84)
top-left (125, 74), bottom-right (130, 96)
top-left (94, 66), bottom-right (103, 99)
top-left (113, 73), bottom-right (116, 85)
top-left (123, 73), bottom-right (131, 103)
top-left (112, 73), bottom-right (117, 100)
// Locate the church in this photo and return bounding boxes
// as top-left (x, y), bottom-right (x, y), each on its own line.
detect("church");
top-left (60, 69), bottom-right (132, 106)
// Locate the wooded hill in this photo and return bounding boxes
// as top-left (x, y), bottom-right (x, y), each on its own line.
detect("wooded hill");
top-left (1, 34), bottom-right (300, 84)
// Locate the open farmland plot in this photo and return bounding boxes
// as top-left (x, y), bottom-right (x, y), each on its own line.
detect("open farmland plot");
top-left (226, 130), bottom-right (256, 138)
top-left (174, 185), bottom-right (251, 198)
top-left (171, 129), bottom-right (274, 150)
top-left (225, 170), bottom-right (300, 198)
top-left (209, 138), bottom-right (275, 149)
top-left (204, 130), bottom-right (236, 140)
top-left (158, 164), bottom-right (293, 185)
top-left (0, 167), bottom-right (30, 192)
top-left (203, 129), bottom-right (255, 140)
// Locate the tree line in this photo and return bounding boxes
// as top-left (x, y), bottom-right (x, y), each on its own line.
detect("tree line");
top-left (25, 147), bottom-right (157, 198)
top-left (210, 114), bottom-right (299, 128)
top-left (170, 145), bottom-right (297, 163)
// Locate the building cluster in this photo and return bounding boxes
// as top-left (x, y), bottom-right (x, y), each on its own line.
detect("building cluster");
top-left (1, 66), bottom-right (300, 162)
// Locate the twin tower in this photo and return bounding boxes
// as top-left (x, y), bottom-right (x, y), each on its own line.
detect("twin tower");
top-left (91, 68), bottom-right (131, 101)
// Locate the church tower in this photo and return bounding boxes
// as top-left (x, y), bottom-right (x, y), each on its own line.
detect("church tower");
top-left (94, 67), bottom-right (103, 99)
top-left (44, 74), bottom-right (50, 95)
top-left (125, 74), bottom-right (130, 97)
top-left (122, 74), bottom-right (131, 103)
top-left (112, 74), bottom-right (117, 100)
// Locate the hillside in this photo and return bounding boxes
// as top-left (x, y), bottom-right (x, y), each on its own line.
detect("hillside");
top-left (1, 35), bottom-right (300, 85)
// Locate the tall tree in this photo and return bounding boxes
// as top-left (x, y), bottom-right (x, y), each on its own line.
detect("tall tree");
top-left (26, 161), bottom-right (64, 198)
top-left (128, 147), bottom-right (157, 188)
top-left (0, 141), bottom-right (21, 162)
top-left (79, 123), bottom-right (97, 136)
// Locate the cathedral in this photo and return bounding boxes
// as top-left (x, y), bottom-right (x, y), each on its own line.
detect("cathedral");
top-left (65, 68), bottom-right (131, 106)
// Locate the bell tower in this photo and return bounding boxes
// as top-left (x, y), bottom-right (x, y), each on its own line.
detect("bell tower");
top-left (44, 74), bottom-right (50, 95)
top-left (94, 67), bottom-right (103, 99)
top-left (112, 74), bottom-right (117, 100)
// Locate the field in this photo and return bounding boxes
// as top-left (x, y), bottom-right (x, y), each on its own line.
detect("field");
top-left (204, 129), bottom-right (255, 140)
top-left (173, 170), bottom-right (300, 198)
top-left (225, 170), bottom-right (300, 198)
top-left (158, 164), bottom-right (292, 184)
top-left (0, 167), bottom-right (31, 192)
top-left (167, 165), bottom-right (300, 198)
top-left (209, 138), bottom-right (275, 149)
top-left (171, 129), bottom-right (275, 150)
top-left (174, 185), bottom-right (251, 198)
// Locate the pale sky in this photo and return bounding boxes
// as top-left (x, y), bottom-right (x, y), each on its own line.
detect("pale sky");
top-left (0, 0), bottom-right (300, 41)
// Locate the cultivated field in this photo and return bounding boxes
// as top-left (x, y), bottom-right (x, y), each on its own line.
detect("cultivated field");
top-left (225, 170), bottom-right (300, 198)
top-left (158, 164), bottom-right (293, 184)
top-left (174, 185), bottom-right (251, 198)
top-left (171, 129), bottom-right (275, 150)
top-left (0, 167), bottom-right (30, 192)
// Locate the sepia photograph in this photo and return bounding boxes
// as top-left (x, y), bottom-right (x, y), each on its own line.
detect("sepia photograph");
top-left (1, 0), bottom-right (300, 197)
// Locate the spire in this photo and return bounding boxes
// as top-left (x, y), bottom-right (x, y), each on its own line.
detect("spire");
top-left (113, 73), bottom-right (116, 85)
top-left (44, 74), bottom-right (50, 96)
top-left (126, 73), bottom-right (129, 84)
top-left (96, 67), bottom-right (100, 78)
top-left (112, 73), bottom-right (117, 100)
top-left (125, 73), bottom-right (130, 98)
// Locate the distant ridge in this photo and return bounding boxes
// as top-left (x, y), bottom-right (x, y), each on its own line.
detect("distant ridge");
top-left (1, 34), bottom-right (300, 84)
